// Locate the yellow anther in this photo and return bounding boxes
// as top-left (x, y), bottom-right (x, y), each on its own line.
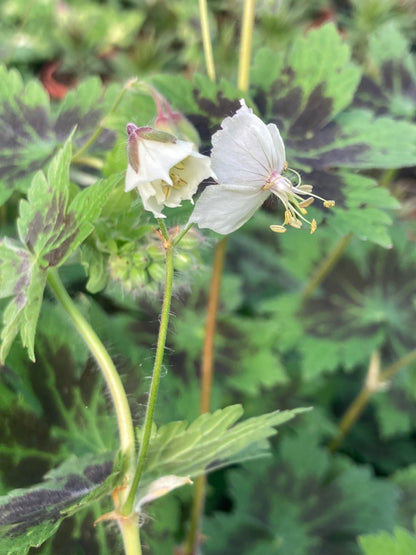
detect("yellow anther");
top-left (310, 219), bottom-right (317, 234)
top-left (299, 197), bottom-right (314, 209)
top-left (270, 224), bottom-right (287, 233)
top-left (324, 200), bottom-right (335, 208)
top-left (174, 161), bottom-right (185, 170)
top-left (300, 207), bottom-right (308, 215)
top-left (289, 219), bottom-right (302, 229)
top-left (164, 185), bottom-right (171, 199)
top-left (283, 161), bottom-right (288, 171)
top-left (298, 184), bottom-right (313, 193)
top-left (284, 210), bottom-right (292, 225)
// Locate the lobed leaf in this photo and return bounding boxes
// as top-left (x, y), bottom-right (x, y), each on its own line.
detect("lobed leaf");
top-left (0, 453), bottom-right (116, 555)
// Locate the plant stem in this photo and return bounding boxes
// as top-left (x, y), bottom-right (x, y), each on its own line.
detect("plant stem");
top-left (198, 0), bottom-right (216, 81)
top-left (183, 237), bottom-right (227, 555)
top-left (47, 269), bottom-right (141, 554)
top-left (72, 77), bottom-right (137, 163)
top-left (199, 238), bottom-right (227, 414)
top-left (302, 232), bottom-right (353, 299)
top-left (238, 0), bottom-right (256, 91)
top-left (329, 348), bottom-right (416, 452)
top-left (121, 229), bottom-right (175, 515)
top-left (47, 269), bottom-right (135, 460)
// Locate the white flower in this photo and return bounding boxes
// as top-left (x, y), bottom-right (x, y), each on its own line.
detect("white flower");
top-left (125, 124), bottom-right (213, 218)
top-left (189, 100), bottom-right (334, 235)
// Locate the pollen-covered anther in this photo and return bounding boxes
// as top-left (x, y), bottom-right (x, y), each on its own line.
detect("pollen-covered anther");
top-left (299, 197), bottom-right (314, 209)
top-left (324, 200), bottom-right (336, 208)
top-left (270, 224), bottom-right (287, 233)
top-left (310, 219), bottom-right (317, 234)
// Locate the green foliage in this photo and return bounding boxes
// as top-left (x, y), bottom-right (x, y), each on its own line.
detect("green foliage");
top-left (202, 432), bottom-right (398, 554)
top-left (0, 66), bottom-right (118, 204)
top-left (1, 3), bottom-right (416, 554)
top-left (0, 453), bottom-right (117, 555)
top-left (358, 525), bottom-right (416, 555)
top-left (0, 140), bottom-right (118, 362)
top-left (138, 405), bottom-right (309, 497)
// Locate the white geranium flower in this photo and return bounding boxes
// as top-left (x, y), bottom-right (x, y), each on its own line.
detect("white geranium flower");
top-left (125, 123), bottom-right (213, 218)
top-left (189, 100), bottom-right (334, 235)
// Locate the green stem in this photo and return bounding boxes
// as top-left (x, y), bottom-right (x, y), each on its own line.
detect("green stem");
top-left (238, 0), bottom-right (256, 91)
top-left (302, 232), bottom-right (353, 299)
top-left (329, 348), bottom-right (416, 452)
top-left (72, 77), bottom-right (137, 163)
top-left (47, 269), bottom-right (141, 554)
top-left (121, 234), bottom-right (175, 515)
top-left (47, 269), bottom-right (135, 459)
top-left (198, 0), bottom-right (216, 81)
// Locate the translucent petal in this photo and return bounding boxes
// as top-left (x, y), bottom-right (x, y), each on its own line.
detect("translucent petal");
top-left (189, 184), bottom-right (270, 234)
top-left (125, 139), bottom-right (194, 192)
top-left (211, 110), bottom-right (285, 189)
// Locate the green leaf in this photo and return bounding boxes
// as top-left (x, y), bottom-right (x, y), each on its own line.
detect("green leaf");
top-left (203, 432), bottom-right (398, 554)
top-left (0, 453), bottom-right (116, 555)
top-left (358, 526), bottom-right (416, 555)
top-left (0, 65), bottom-right (117, 204)
top-left (0, 141), bottom-right (118, 362)
top-left (355, 23), bottom-right (416, 120)
top-left (0, 241), bottom-right (46, 362)
top-left (138, 405), bottom-right (309, 502)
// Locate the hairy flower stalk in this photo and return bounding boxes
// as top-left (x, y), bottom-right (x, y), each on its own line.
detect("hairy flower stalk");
top-left (125, 123), bottom-right (213, 218)
top-left (190, 100), bottom-right (335, 234)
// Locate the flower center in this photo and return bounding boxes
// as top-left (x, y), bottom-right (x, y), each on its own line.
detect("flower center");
top-left (263, 166), bottom-right (335, 234)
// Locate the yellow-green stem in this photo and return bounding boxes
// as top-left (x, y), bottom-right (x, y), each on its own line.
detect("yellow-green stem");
top-left (72, 78), bottom-right (137, 163)
top-left (47, 269), bottom-right (135, 461)
top-left (199, 0), bottom-right (216, 81)
top-left (121, 222), bottom-right (174, 515)
top-left (238, 0), bottom-right (256, 91)
top-left (329, 348), bottom-right (416, 452)
top-left (302, 232), bottom-right (353, 299)
top-left (47, 269), bottom-right (140, 554)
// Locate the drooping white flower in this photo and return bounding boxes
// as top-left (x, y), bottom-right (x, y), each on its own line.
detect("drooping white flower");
top-left (189, 100), bottom-right (334, 235)
top-left (125, 124), bottom-right (213, 218)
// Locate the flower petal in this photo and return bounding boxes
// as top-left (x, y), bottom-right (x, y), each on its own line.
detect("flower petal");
top-left (125, 139), bottom-right (194, 192)
top-left (211, 108), bottom-right (285, 189)
top-left (189, 184), bottom-right (269, 234)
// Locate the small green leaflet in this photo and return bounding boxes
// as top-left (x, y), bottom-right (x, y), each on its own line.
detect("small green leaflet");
top-left (0, 139), bottom-right (120, 362)
top-left (0, 453), bottom-right (117, 555)
top-left (136, 404), bottom-right (309, 503)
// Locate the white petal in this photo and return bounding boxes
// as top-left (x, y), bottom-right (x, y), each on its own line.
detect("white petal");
top-left (211, 110), bottom-right (285, 189)
top-left (163, 151), bottom-right (214, 208)
top-left (126, 139), bottom-right (194, 191)
top-left (267, 123), bottom-right (286, 168)
top-left (189, 184), bottom-right (269, 234)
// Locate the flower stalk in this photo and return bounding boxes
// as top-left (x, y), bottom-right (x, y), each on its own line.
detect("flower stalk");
top-left (121, 219), bottom-right (175, 515)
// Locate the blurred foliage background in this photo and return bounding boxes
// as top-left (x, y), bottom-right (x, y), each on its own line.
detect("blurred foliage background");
top-left (1, 0), bottom-right (416, 554)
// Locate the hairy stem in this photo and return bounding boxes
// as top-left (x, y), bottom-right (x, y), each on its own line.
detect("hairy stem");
top-left (47, 269), bottom-right (140, 553)
top-left (330, 348), bottom-right (416, 452)
top-left (122, 222), bottom-right (174, 515)
top-left (199, 0), bottom-right (216, 81)
top-left (302, 232), bottom-right (353, 299)
top-left (72, 77), bottom-right (137, 163)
